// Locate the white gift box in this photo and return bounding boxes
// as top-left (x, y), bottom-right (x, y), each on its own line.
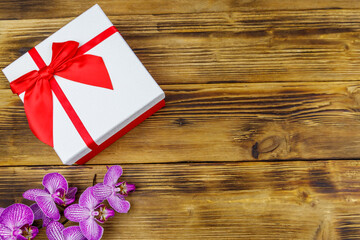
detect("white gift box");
top-left (2, 4), bottom-right (165, 165)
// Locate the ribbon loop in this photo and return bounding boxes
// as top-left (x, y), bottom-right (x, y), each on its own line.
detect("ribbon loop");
top-left (10, 40), bottom-right (114, 148)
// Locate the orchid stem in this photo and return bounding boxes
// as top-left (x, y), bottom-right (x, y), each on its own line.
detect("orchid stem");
top-left (93, 174), bottom-right (97, 186)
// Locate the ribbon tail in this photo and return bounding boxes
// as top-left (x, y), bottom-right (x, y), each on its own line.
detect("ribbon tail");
top-left (56, 54), bottom-right (113, 90)
top-left (24, 79), bottom-right (54, 147)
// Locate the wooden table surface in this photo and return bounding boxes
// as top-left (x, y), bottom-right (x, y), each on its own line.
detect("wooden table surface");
top-left (1, 0), bottom-right (360, 239)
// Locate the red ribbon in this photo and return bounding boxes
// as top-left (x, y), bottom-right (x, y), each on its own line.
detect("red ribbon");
top-left (10, 26), bottom-right (118, 149)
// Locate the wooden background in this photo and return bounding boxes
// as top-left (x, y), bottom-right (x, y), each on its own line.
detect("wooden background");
top-left (1, 0), bottom-right (360, 239)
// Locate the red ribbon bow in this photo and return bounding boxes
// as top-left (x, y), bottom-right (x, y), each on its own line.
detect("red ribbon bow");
top-left (10, 41), bottom-right (113, 147)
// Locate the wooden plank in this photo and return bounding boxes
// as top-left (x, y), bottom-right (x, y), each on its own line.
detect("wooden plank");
top-left (0, 161), bottom-right (359, 239)
top-left (2, 10), bottom-right (360, 87)
top-left (0, 0), bottom-right (359, 20)
top-left (1, 82), bottom-right (360, 165)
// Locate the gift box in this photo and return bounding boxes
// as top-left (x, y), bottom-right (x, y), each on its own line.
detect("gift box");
top-left (2, 4), bottom-right (165, 165)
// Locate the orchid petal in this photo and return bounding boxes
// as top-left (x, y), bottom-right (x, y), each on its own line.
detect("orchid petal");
top-left (64, 204), bottom-right (90, 222)
top-left (92, 183), bottom-right (112, 201)
top-left (43, 173), bottom-right (68, 194)
top-left (64, 187), bottom-right (77, 206)
top-left (79, 187), bottom-right (101, 209)
top-left (63, 226), bottom-right (87, 240)
top-left (29, 204), bottom-right (42, 220)
top-left (42, 216), bottom-right (54, 228)
top-left (0, 224), bottom-right (12, 240)
top-left (16, 235), bottom-right (27, 240)
top-left (46, 221), bottom-right (64, 240)
top-left (0, 204), bottom-right (34, 229)
top-left (30, 204), bottom-right (53, 227)
top-left (36, 195), bottom-right (60, 221)
top-left (53, 197), bottom-right (65, 206)
top-left (23, 189), bottom-right (48, 201)
top-left (107, 194), bottom-right (130, 213)
top-left (103, 207), bottom-right (115, 220)
top-left (80, 217), bottom-right (103, 240)
top-left (125, 182), bottom-right (136, 193)
top-left (103, 165), bottom-right (122, 186)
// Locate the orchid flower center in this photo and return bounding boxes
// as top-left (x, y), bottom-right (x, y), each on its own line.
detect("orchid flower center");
top-left (19, 225), bottom-right (36, 240)
top-left (91, 210), bottom-right (99, 216)
top-left (51, 189), bottom-right (66, 206)
top-left (116, 182), bottom-right (128, 195)
top-left (94, 205), bottom-right (114, 223)
top-left (120, 183), bottom-right (127, 194)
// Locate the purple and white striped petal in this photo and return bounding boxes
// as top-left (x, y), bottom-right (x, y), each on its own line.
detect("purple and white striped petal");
top-left (64, 187), bottom-right (78, 206)
top-left (63, 226), bottom-right (87, 240)
top-left (79, 187), bottom-right (101, 209)
top-left (43, 173), bottom-right (68, 194)
top-left (36, 195), bottom-right (60, 221)
top-left (30, 204), bottom-right (43, 220)
top-left (23, 189), bottom-right (49, 201)
top-left (42, 216), bottom-right (54, 228)
top-left (0, 224), bottom-right (12, 240)
top-left (80, 217), bottom-right (103, 240)
top-left (107, 194), bottom-right (130, 213)
top-left (92, 183), bottom-right (112, 201)
top-left (0, 204), bottom-right (34, 229)
top-left (64, 204), bottom-right (90, 222)
top-left (30, 204), bottom-right (53, 227)
top-left (103, 165), bottom-right (122, 186)
top-left (46, 221), bottom-right (64, 240)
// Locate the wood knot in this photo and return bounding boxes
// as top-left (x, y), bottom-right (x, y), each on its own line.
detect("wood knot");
top-left (174, 118), bottom-right (190, 126)
top-left (252, 136), bottom-right (282, 159)
top-left (347, 85), bottom-right (360, 106)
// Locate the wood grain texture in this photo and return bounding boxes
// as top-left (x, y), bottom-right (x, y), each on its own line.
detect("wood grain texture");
top-left (0, 0), bottom-right (359, 20)
top-left (1, 1), bottom-right (360, 239)
top-left (1, 82), bottom-right (360, 165)
top-left (0, 161), bottom-right (360, 239)
top-left (3, 10), bottom-right (360, 87)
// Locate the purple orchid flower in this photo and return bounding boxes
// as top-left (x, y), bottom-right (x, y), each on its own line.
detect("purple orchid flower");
top-left (30, 204), bottom-right (53, 227)
top-left (64, 187), bottom-right (114, 240)
top-left (23, 173), bottom-right (77, 221)
top-left (46, 221), bottom-right (87, 240)
top-left (92, 165), bottom-right (135, 213)
top-left (0, 203), bottom-right (38, 240)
